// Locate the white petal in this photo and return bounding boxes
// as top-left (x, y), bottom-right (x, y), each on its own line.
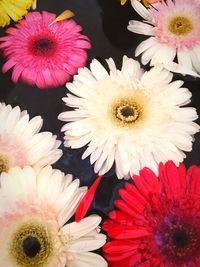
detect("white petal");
top-left (193, 46), bottom-right (200, 63)
top-left (135, 37), bottom-right (158, 57)
top-left (128, 20), bottom-right (154, 35)
top-left (62, 215), bottom-right (102, 240)
top-left (141, 43), bottom-right (161, 65)
top-left (106, 58), bottom-right (117, 73)
top-left (68, 252), bottom-right (107, 267)
top-left (121, 55), bottom-right (143, 79)
top-left (177, 50), bottom-right (192, 69)
top-left (165, 61), bottom-right (200, 77)
top-left (68, 235), bottom-right (106, 252)
top-left (150, 44), bottom-right (176, 66)
top-left (190, 50), bottom-right (200, 74)
top-left (20, 116), bottom-right (43, 140)
top-left (90, 59), bottom-right (108, 80)
top-left (131, 0), bottom-right (151, 20)
top-left (58, 188), bottom-right (87, 225)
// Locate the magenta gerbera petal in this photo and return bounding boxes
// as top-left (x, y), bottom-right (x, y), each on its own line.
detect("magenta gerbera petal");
top-left (0, 11), bottom-right (91, 89)
top-left (103, 161), bottom-right (200, 266)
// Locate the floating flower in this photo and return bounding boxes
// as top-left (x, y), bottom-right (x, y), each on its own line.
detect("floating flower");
top-left (0, 165), bottom-right (107, 266)
top-left (58, 56), bottom-right (199, 179)
top-left (103, 161), bottom-right (200, 266)
top-left (0, 11), bottom-right (91, 89)
top-left (0, 103), bottom-right (62, 174)
top-left (0, 0), bottom-right (33, 27)
top-left (128, 0), bottom-right (200, 76)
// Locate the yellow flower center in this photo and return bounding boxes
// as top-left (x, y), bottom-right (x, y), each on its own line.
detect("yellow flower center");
top-left (111, 95), bottom-right (145, 128)
top-left (9, 221), bottom-right (54, 266)
top-left (168, 16), bottom-right (193, 36)
top-left (115, 102), bottom-right (140, 123)
top-left (0, 155), bottom-right (9, 174)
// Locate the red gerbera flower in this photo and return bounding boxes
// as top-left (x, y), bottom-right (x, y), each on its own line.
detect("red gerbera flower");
top-left (103, 161), bottom-right (200, 267)
top-left (0, 11), bottom-right (91, 89)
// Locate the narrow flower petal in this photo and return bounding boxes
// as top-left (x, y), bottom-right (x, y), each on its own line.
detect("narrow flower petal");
top-left (75, 176), bottom-right (103, 222)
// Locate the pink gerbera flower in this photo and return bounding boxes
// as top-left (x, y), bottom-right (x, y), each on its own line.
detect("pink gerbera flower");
top-left (0, 11), bottom-right (91, 89)
top-left (103, 161), bottom-right (200, 266)
top-left (128, 0), bottom-right (200, 76)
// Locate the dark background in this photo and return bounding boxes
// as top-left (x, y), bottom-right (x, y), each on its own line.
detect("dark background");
top-left (0, 0), bottom-right (200, 222)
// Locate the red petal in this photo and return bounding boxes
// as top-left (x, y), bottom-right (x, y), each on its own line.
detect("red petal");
top-left (102, 219), bottom-right (117, 232)
top-left (108, 210), bottom-right (134, 226)
top-left (186, 165), bottom-right (200, 195)
top-left (104, 250), bottom-right (136, 261)
top-left (103, 240), bottom-right (139, 253)
top-left (75, 176), bottom-right (102, 222)
top-left (114, 200), bottom-right (141, 217)
top-left (118, 188), bottom-right (145, 214)
top-left (105, 253), bottom-right (141, 266)
top-left (133, 167), bottom-right (160, 199)
top-left (159, 161), bottom-right (187, 199)
top-left (124, 183), bottom-right (147, 205)
top-left (105, 224), bottom-right (150, 239)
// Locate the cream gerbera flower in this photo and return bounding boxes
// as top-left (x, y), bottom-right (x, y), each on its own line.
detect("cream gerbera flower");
top-left (128, 0), bottom-right (200, 76)
top-left (58, 56), bottom-right (199, 179)
top-left (0, 0), bottom-right (33, 27)
top-left (0, 103), bottom-right (62, 174)
top-left (0, 166), bottom-right (107, 267)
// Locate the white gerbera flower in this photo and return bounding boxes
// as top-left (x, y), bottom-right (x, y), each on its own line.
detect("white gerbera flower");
top-left (0, 166), bottom-right (107, 267)
top-left (58, 56), bottom-right (199, 179)
top-left (0, 103), bottom-right (62, 173)
top-left (127, 0), bottom-right (200, 76)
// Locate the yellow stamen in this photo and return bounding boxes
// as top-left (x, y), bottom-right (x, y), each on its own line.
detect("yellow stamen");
top-left (9, 221), bottom-right (53, 266)
top-left (0, 156), bottom-right (9, 173)
top-left (169, 16), bottom-right (193, 36)
top-left (110, 96), bottom-right (145, 128)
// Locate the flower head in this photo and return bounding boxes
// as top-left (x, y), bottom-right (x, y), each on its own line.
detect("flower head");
top-left (58, 56), bottom-right (199, 179)
top-left (103, 161), bottom-right (200, 266)
top-left (0, 103), bottom-right (62, 173)
top-left (0, 11), bottom-right (91, 89)
top-left (128, 0), bottom-right (200, 76)
top-left (0, 0), bottom-right (33, 27)
top-left (0, 165), bottom-right (107, 266)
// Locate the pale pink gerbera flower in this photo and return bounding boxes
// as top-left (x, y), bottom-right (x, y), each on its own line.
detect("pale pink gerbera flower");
top-left (128, 0), bottom-right (200, 76)
top-left (0, 11), bottom-right (91, 89)
top-left (0, 103), bottom-right (62, 173)
top-left (0, 166), bottom-right (107, 266)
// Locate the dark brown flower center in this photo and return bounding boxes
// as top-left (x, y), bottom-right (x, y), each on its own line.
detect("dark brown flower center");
top-left (31, 38), bottom-right (57, 57)
top-left (116, 105), bottom-right (139, 123)
top-left (120, 106), bottom-right (135, 117)
top-left (23, 236), bottom-right (41, 258)
top-left (169, 16), bottom-right (193, 36)
top-left (155, 217), bottom-right (200, 264)
top-left (112, 99), bottom-right (144, 128)
top-left (172, 229), bottom-right (190, 249)
top-left (10, 221), bottom-right (53, 266)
